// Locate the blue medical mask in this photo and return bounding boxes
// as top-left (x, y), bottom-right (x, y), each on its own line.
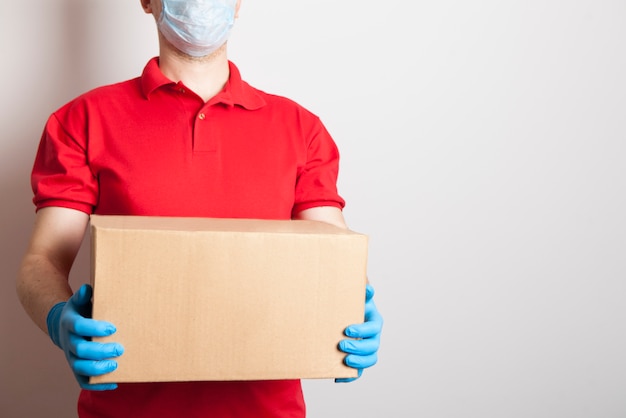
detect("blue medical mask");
top-left (157, 0), bottom-right (237, 57)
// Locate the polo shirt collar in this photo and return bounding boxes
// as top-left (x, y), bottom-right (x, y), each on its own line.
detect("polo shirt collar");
top-left (141, 57), bottom-right (266, 110)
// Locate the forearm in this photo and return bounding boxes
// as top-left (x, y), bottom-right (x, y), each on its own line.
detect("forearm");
top-left (293, 206), bottom-right (348, 229)
top-left (16, 207), bottom-right (89, 335)
top-left (17, 253), bottom-right (74, 334)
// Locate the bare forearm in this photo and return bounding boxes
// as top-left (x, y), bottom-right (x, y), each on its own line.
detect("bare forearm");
top-left (17, 254), bottom-right (74, 334)
top-left (293, 206), bottom-right (348, 229)
top-left (16, 207), bottom-right (89, 334)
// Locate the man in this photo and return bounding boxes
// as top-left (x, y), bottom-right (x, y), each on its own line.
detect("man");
top-left (16, 0), bottom-right (383, 416)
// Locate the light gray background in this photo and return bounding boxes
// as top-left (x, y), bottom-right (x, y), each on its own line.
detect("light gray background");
top-left (1, 1), bottom-right (625, 417)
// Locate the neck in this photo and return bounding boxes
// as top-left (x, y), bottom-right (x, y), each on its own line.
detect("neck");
top-left (158, 39), bottom-right (230, 102)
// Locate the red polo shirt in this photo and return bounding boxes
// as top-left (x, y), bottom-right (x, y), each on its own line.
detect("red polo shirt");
top-left (32, 57), bottom-right (344, 219)
top-left (31, 58), bottom-right (345, 418)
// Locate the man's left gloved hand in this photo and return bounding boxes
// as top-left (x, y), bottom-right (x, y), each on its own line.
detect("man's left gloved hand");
top-left (336, 283), bottom-right (383, 382)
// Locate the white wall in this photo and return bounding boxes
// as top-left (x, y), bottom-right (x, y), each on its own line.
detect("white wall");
top-left (1, 1), bottom-right (625, 417)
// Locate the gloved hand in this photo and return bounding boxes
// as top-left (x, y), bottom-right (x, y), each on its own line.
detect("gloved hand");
top-left (336, 283), bottom-right (383, 383)
top-left (46, 284), bottom-right (124, 391)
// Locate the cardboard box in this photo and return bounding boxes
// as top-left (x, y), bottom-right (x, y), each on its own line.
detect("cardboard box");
top-left (89, 215), bottom-right (368, 383)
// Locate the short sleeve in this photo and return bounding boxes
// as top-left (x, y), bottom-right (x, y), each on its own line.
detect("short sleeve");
top-left (31, 108), bottom-right (98, 214)
top-left (292, 118), bottom-right (345, 216)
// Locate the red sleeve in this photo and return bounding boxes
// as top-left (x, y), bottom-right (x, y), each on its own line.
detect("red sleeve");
top-left (31, 106), bottom-right (98, 214)
top-left (292, 118), bottom-right (345, 216)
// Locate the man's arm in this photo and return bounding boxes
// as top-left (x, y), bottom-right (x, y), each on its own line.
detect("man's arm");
top-left (17, 206), bottom-right (89, 333)
top-left (294, 205), bottom-right (383, 382)
top-left (16, 206), bottom-right (123, 390)
top-left (293, 206), bottom-right (348, 229)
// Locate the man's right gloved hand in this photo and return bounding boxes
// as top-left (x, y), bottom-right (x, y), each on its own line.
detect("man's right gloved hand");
top-left (46, 283), bottom-right (124, 391)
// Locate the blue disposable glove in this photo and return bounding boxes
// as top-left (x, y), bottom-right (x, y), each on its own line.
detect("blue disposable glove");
top-left (336, 283), bottom-right (383, 383)
top-left (46, 284), bottom-right (124, 390)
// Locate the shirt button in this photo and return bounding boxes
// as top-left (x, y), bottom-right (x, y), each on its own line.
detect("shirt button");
top-left (179, 88), bottom-right (186, 93)
top-left (198, 113), bottom-right (206, 120)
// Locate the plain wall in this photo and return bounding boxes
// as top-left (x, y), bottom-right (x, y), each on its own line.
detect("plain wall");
top-left (1, 1), bottom-right (625, 417)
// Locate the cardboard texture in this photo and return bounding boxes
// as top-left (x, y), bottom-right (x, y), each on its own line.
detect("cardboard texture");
top-left (89, 215), bottom-right (368, 384)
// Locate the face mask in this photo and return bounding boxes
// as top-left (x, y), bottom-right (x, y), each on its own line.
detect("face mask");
top-left (157, 0), bottom-right (237, 57)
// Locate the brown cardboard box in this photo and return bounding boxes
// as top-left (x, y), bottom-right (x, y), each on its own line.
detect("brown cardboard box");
top-left (89, 215), bottom-right (368, 383)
